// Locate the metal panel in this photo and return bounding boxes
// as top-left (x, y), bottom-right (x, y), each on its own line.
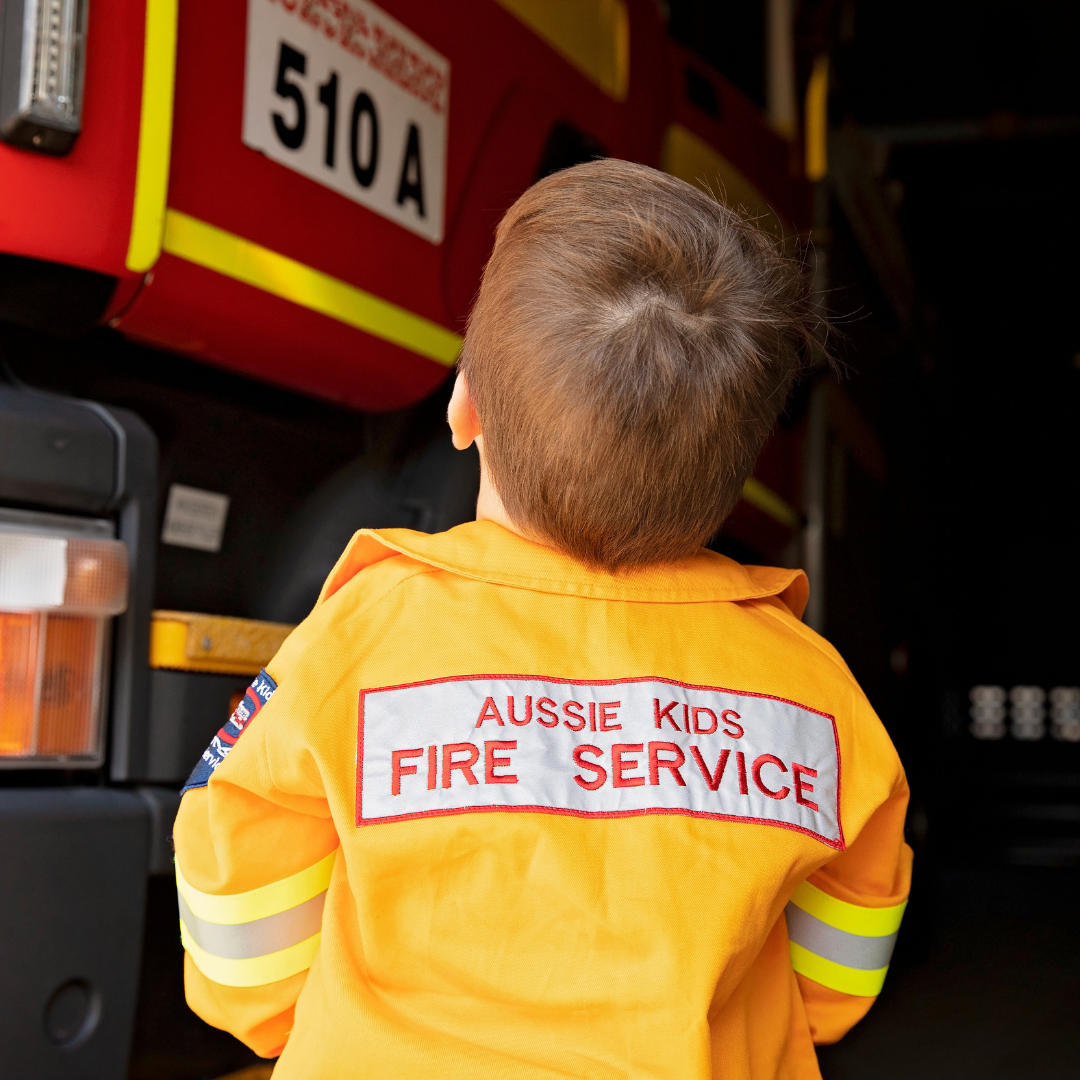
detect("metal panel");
top-left (136, 785), bottom-right (182, 874)
top-left (0, 788), bottom-right (149, 1079)
top-left (0, 384), bottom-right (115, 512)
top-left (105, 404), bottom-right (159, 782)
top-left (145, 668), bottom-right (250, 783)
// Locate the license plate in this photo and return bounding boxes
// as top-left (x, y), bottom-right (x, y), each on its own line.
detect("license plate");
top-left (243, 0), bottom-right (449, 244)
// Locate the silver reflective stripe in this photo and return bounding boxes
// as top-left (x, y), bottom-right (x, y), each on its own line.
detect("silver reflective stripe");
top-left (177, 888), bottom-right (327, 960)
top-left (785, 902), bottom-right (898, 971)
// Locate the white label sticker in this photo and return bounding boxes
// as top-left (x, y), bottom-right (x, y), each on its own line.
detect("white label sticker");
top-left (161, 484), bottom-right (231, 553)
top-left (357, 676), bottom-right (844, 848)
top-left (243, 0), bottom-right (449, 243)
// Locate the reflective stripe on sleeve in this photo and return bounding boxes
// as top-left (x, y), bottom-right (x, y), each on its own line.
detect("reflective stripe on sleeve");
top-left (177, 889), bottom-right (326, 959)
top-left (176, 848), bottom-right (337, 987)
top-left (180, 918), bottom-right (323, 987)
top-left (786, 879), bottom-right (907, 997)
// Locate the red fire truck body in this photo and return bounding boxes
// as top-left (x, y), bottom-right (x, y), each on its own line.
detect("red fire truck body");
top-left (1, 0), bottom-right (808, 413)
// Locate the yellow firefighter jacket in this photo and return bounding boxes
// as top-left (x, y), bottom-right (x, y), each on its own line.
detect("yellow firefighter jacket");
top-left (173, 520), bottom-right (912, 1080)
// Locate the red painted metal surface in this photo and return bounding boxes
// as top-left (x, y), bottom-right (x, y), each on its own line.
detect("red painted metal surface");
top-left (0, 0), bottom-right (144, 277)
top-left (119, 252), bottom-right (450, 410)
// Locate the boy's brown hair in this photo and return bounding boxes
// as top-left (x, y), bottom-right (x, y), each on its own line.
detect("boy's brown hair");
top-left (459, 158), bottom-right (815, 572)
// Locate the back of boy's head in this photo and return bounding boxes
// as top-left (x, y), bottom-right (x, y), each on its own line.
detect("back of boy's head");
top-left (460, 158), bottom-right (815, 573)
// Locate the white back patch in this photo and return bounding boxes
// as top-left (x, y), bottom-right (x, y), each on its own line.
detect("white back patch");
top-left (357, 676), bottom-right (843, 848)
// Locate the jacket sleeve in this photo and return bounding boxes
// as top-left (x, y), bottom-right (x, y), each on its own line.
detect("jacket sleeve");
top-left (172, 660), bottom-right (339, 1058)
top-left (786, 772), bottom-right (912, 1044)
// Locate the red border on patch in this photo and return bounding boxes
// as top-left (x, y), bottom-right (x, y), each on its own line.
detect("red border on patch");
top-left (355, 673), bottom-right (845, 849)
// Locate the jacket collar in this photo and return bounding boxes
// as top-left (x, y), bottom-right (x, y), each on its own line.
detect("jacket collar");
top-left (320, 520), bottom-right (808, 615)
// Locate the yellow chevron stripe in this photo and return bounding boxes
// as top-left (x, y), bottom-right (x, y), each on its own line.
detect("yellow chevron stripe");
top-left (494, 0), bottom-right (629, 101)
top-left (175, 849), bottom-right (337, 926)
top-left (162, 211), bottom-right (462, 366)
top-left (790, 941), bottom-right (888, 997)
top-left (804, 55), bottom-right (829, 182)
top-left (741, 477), bottom-right (801, 529)
top-left (126, 0), bottom-right (179, 272)
top-left (791, 879), bottom-right (907, 937)
top-left (181, 920), bottom-right (320, 987)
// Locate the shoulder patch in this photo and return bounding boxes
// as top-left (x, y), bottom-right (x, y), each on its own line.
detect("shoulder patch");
top-left (182, 669), bottom-right (278, 794)
top-left (357, 675), bottom-right (844, 848)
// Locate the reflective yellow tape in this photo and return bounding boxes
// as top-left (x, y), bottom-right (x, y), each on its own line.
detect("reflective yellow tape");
top-left (804, 54), bottom-right (829, 182)
top-left (181, 919), bottom-right (321, 987)
top-left (660, 123), bottom-right (786, 236)
top-left (790, 940), bottom-right (888, 997)
top-left (791, 879), bottom-right (907, 938)
top-left (126, 0), bottom-right (179, 272)
top-left (161, 210), bottom-right (462, 367)
top-left (175, 849), bottom-right (337, 926)
top-left (494, 0), bottom-right (629, 101)
top-left (786, 903), bottom-right (898, 971)
top-left (742, 477), bottom-right (801, 529)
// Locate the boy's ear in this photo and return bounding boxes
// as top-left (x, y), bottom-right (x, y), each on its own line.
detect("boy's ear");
top-left (447, 371), bottom-right (482, 450)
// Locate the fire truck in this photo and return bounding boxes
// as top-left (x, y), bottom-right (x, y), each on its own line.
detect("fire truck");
top-left (0, 1), bottom-right (811, 1074)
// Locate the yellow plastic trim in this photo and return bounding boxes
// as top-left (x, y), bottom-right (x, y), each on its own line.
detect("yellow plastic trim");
top-left (161, 210), bottom-right (462, 366)
top-left (791, 879), bottom-right (907, 938)
top-left (494, 0), bottom-right (629, 101)
top-left (126, 0), bottom-right (179, 272)
top-left (150, 617), bottom-right (191, 670)
top-left (150, 610), bottom-right (294, 676)
top-left (660, 124), bottom-right (786, 236)
top-left (176, 849), bottom-right (337, 926)
top-left (790, 940), bottom-right (888, 997)
top-left (742, 477), bottom-right (801, 529)
top-left (804, 54), bottom-right (829, 182)
top-left (181, 920), bottom-right (321, 987)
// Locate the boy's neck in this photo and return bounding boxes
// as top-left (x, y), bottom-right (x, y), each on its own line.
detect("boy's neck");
top-left (447, 374), bottom-right (540, 547)
top-left (474, 438), bottom-right (533, 544)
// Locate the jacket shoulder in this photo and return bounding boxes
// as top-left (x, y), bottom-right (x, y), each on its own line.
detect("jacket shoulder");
top-left (266, 534), bottom-right (435, 684)
top-left (749, 593), bottom-right (860, 689)
top-left (747, 594), bottom-right (906, 832)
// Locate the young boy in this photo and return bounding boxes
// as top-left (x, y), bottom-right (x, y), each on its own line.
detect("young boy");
top-left (173, 159), bottom-right (911, 1080)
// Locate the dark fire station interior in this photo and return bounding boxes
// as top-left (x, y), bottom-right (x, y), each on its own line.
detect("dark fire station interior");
top-left (1, 1), bottom-right (1078, 1077)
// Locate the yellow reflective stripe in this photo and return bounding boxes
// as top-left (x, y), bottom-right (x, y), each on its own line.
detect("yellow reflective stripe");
top-left (791, 879), bottom-right (907, 937)
top-left (660, 123), bottom-right (787, 237)
top-left (742, 477), bottom-right (801, 529)
top-left (790, 940), bottom-right (888, 996)
top-left (804, 54), bottom-right (829, 182)
top-left (126, 0), bottom-right (179, 272)
top-left (494, 0), bottom-right (629, 101)
top-left (161, 211), bottom-right (462, 367)
top-left (175, 849), bottom-right (337, 926)
top-left (181, 919), bottom-right (320, 988)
